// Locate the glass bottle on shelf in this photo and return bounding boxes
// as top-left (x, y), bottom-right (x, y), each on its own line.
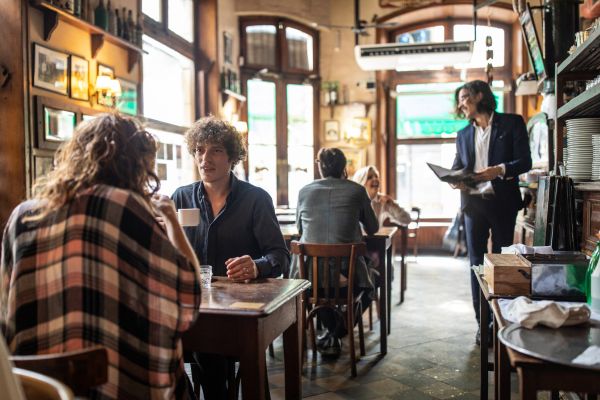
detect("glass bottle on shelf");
top-left (115, 9), bottom-right (122, 38)
top-left (73, 0), bottom-right (81, 17)
top-left (94, 0), bottom-right (108, 30)
top-left (135, 12), bottom-right (143, 47)
top-left (106, 0), bottom-right (115, 35)
top-left (127, 10), bottom-right (135, 44)
top-left (121, 7), bottom-right (129, 40)
top-left (586, 236), bottom-right (600, 312)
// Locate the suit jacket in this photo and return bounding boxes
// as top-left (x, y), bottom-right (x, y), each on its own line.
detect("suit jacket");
top-left (452, 112), bottom-right (532, 212)
top-left (288, 177), bottom-right (378, 289)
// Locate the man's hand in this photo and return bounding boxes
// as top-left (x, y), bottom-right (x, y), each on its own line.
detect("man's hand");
top-left (225, 255), bottom-right (258, 282)
top-left (474, 166), bottom-right (503, 182)
top-left (449, 182), bottom-right (468, 191)
top-left (378, 194), bottom-right (394, 205)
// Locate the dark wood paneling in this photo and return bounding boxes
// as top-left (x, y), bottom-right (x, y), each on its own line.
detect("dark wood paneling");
top-left (0, 0), bottom-right (27, 228)
top-left (198, 0), bottom-right (218, 116)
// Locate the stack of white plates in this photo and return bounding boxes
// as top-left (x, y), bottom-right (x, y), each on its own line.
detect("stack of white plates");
top-left (593, 135), bottom-right (600, 181)
top-left (565, 118), bottom-right (600, 180)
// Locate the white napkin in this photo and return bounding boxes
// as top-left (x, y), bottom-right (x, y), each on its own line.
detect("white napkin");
top-left (501, 244), bottom-right (554, 255)
top-left (503, 296), bottom-right (591, 329)
top-left (572, 345), bottom-right (600, 366)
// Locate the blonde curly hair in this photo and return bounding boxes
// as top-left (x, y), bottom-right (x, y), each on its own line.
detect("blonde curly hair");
top-left (28, 113), bottom-right (159, 221)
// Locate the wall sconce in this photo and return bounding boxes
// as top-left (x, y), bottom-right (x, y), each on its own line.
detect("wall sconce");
top-left (343, 117), bottom-right (372, 145)
top-left (234, 120), bottom-right (248, 134)
top-left (94, 75), bottom-right (121, 107)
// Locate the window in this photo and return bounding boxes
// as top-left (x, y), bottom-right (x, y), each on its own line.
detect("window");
top-left (143, 35), bottom-right (194, 126)
top-left (395, 26), bottom-right (444, 44)
top-left (168, 0), bottom-right (194, 42)
top-left (142, 0), bottom-right (161, 22)
top-left (150, 128), bottom-right (195, 196)
top-left (453, 25), bottom-right (505, 69)
top-left (242, 17), bottom-right (319, 206)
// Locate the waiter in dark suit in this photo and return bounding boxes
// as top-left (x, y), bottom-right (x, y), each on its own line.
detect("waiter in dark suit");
top-left (451, 80), bottom-right (531, 344)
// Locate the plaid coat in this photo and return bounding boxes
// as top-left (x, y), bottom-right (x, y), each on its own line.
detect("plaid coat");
top-left (1, 185), bottom-right (201, 399)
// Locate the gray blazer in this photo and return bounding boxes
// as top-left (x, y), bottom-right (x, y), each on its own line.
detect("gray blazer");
top-left (289, 177), bottom-right (379, 289)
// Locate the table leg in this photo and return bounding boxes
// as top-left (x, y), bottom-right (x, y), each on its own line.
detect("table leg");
top-left (387, 245), bottom-right (392, 335)
top-left (283, 295), bottom-right (302, 400)
top-left (380, 245), bottom-right (388, 355)
top-left (240, 329), bottom-right (266, 399)
top-left (480, 286), bottom-right (489, 400)
top-left (518, 368), bottom-right (537, 400)
top-left (399, 228), bottom-right (407, 305)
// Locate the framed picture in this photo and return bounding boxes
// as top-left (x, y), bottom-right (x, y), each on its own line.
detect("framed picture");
top-left (97, 63), bottom-right (114, 78)
top-left (34, 155), bottom-right (55, 180)
top-left (341, 147), bottom-right (366, 178)
top-left (33, 43), bottom-right (68, 95)
top-left (324, 120), bottom-right (340, 142)
top-left (116, 78), bottom-right (138, 115)
top-left (35, 96), bottom-right (79, 150)
top-left (69, 55), bottom-right (89, 101)
top-left (345, 117), bottom-right (372, 144)
top-left (223, 31), bottom-right (233, 65)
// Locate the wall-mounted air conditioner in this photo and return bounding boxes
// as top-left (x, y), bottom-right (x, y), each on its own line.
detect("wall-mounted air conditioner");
top-left (354, 41), bottom-right (474, 71)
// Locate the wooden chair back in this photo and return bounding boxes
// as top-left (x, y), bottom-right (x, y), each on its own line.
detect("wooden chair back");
top-left (290, 241), bottom-right (366, 308)
top-left (13, 368), bottom-right (73, 400)
top-left (10, 346), bottom-right (108, 396)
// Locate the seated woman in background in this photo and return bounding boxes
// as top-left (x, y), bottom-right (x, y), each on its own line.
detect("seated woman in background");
top-left (1, 114), bottom-right (201, 400)
top-left (290, 148), bottom-right (378, 357)
top-left (353, 165), bottom-right (411, 227)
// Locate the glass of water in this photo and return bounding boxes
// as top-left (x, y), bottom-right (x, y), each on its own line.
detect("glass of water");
top-left (200, 265), bottom-right (212, 289)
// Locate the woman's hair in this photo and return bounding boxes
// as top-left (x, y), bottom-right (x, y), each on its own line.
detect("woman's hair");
top-left (185, 116), bottom-right (246, 169)
top-left (317, 148), bottom-right (347, 179)
top-left (352, 165), bottom-right (379, 187)
top-left (29, 113), bottom-right (159, 221)
top-left (454, 79), bottom-right (497, 119)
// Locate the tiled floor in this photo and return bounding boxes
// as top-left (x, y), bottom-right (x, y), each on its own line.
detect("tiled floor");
top-left (265, 254), bottom-right (554, 400)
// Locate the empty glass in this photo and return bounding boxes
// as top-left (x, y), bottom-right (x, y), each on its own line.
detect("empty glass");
top-left (200, 265), bottom-right (212, 288)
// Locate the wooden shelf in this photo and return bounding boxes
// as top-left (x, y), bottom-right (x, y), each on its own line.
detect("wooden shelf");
top-left (31, 0), bottom-right (145, 73)
top-left (557, 25), bottom-right (600, 75)
top-left (557, 82), bottom-right (600, 119)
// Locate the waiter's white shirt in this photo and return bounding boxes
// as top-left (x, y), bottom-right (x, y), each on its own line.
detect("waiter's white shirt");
top-left (470, 113), bottom-right (505, 195)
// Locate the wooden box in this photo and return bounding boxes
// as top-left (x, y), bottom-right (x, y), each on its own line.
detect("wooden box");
top-left (483, 254), bottom-right (531, 296)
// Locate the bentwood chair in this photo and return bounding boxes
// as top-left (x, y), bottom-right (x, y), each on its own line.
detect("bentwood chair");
top-left (408, 207), bottom-right (421, 258)
top-left (290, 241), bottom-right (366, 377)
top-left (13, 368), bottom-right (73, 400)
top-left (10, 346), bottom-right (108, 397)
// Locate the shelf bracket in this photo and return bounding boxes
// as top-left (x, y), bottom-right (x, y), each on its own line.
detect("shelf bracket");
top-left (42, 8), bottom-right (58, 41)
top-left (90, 34), bottom-right (104, 59)
top-left (127, 49), bottom-right (140, 73)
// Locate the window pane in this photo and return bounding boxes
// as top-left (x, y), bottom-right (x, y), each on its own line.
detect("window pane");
top-left (395, 25), bottom-right (444, 43)
top-left (143, 35), bottom-right (194, 126)
top-left (453, 25), bottom-right (505, 68)
top-left (247, 79), bottom-right (277, 204)
top-left (245, 25), bottom-right (277, 66)
top-left (287, 84), bottom-right (314, 208)
top-left (396, 143), bottom-right (459, 217)
top-left (168, 0), bottom-right (194, 42)
top-left (149, 128), bottom-right (195, 196)
top-left (142, 0), bottom-right (161, 21)
top-left (395, 81), bottom-right (505, 138)
top-left (286, 27), bottom-right (313, 70)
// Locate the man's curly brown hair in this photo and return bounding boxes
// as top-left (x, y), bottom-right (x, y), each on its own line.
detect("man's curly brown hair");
top-left (184, 116), bottom-right (247, 169)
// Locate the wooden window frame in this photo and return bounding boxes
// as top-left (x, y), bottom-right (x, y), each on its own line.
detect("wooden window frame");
top-left (142, 0), bottom-right (195, 59)
top-left (386, 19), bottom-right (513, 199)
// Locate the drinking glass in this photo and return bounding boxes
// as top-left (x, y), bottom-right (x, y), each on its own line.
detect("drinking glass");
top-left (200, 265), bottom-right (212, 288)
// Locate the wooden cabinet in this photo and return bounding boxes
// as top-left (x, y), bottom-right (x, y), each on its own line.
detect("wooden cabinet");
top-left (555, 23), bottom-right (600, 255)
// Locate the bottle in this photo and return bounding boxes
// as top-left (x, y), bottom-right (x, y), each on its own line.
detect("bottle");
top-left (106, 0), bottom-right (115, 35)
top-left (127, 10), bottom-right (135, 43)
top-left (94, 0), bottom-right (108, 31)
top-left (115, 9), bottom-right (122, 37)
top-left (135, 12), bottom-right (143, 47)
top-left (73, 0), bottom-right (81, 17)
top-left (121, 8), bottom-right (129, 40)
top-left (586, 238), bottom-right (600, 312)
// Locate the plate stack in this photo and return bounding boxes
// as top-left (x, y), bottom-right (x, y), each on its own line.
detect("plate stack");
top-left (565, 118), bottom-right (600, 180)
top-left (593, 135), bottom-right (600, 181)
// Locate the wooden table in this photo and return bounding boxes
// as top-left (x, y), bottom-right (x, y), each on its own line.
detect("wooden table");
top-left (182, 277), bottom-right (310, 400)
top-left (280, 225), bottom-right (398, 355)
top-left (491, 299), bottom-right (600, 400)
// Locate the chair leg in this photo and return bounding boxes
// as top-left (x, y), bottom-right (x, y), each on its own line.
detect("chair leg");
top-left (374, 289), bottom-right (380, 320)
top-left (358, 304), bottom-right (365, 356)
top-left (268, 343), bottom-right (275, 358)
top-left (348, 306), bottom-right (357, 377)
top-left (368, 300), bottom-right (373, 331)
top-left (227, 360), bottom-right (237, 400)
top-left (308, 315), bottom-right (317, 358)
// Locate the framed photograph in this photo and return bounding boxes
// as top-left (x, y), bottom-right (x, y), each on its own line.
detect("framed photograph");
top-left (69, 55), bottom-right (89, 101)
top-left (35, 96), bottom-right (79, 150)
top-left (346, 117), bottom-right (372, 144)
top-left (116, 78), bottom-right (138, 115)
top-left (223, 31), bottom-right (233, 65)
top-left (341, 147), bottom-right (366, 178)
top-left (324, 120), bottom-right (340, 142)
top-left (97, 63), bottom-right (114, 78)
top-left (33, 43), bottom-right (68, 95)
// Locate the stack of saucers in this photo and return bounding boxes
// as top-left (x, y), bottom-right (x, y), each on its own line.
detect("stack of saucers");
top-left (593, 135), bottom-right (600, 181)
top-left (565, 118), bottom-right (600, 181)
